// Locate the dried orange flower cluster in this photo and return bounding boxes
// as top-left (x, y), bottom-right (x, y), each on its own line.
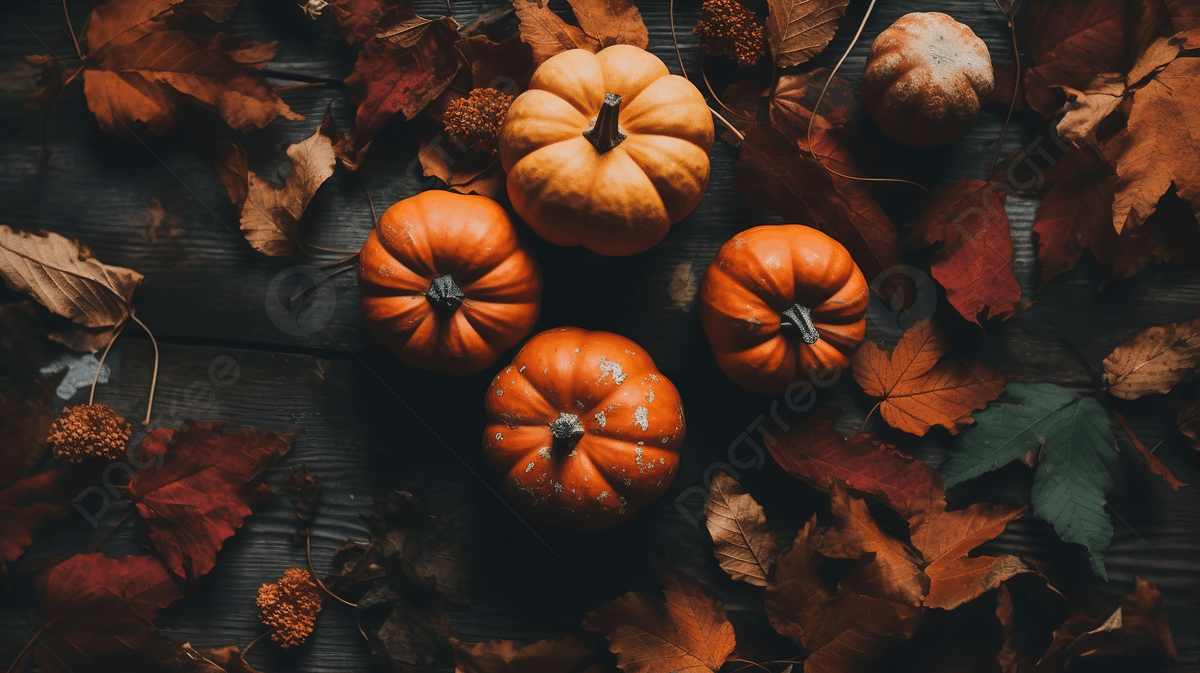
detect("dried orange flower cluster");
top-left (444, 88), bottom-right (515, 154)
top-left (257, 568), bottom-right (323, 648)
top-left (47, 404), bottom-right (131, 464)
top-left (694, 0), bottom-right (765, 68)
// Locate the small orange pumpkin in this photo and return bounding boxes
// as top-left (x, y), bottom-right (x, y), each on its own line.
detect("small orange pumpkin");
top-left (358, 191), bottom-right (542, 375)
top-left (483, 327), bottom-right (685, 530)
top-left (498, 45), bottom-right (715, 256)
top-left (861, 12), bottom-right (993, 148)
top-left (699, 225), bottom-right (869, 395)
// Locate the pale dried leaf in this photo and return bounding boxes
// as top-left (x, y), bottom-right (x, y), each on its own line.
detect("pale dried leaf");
top-left (1103, 317), bottom-right (1200, 399)
top-left (0, 225), bottom-right (143, 328)
top-left (765, 0), bottom-right (850, 68)
top-left (704, 469), bottom-right (777, 587)
top-left (240, 125), bottom-right (337, 256)
top-left (511, 0), bottom-right (596, 66)
top-left (1055, 74), bottom-right (1124, 148)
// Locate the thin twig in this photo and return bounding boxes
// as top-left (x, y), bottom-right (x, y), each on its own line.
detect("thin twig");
top-left (128, 312), bottom-right (158, 426)
top-left (314, 252), bottom-right (359, 270)
top-left (290, 263), bottom-right (356, 304)
top-left (62, 0), bottom-right (82, 61)
top-left (363, 184), bottom-right (378, 227)
top-left (4, 626), bottom-right (43, 673)
top-left (989, 0), bottom-right (1020, 176)
top-left (806, 0), bottom-right (929, 193)
top-left (305, 532), bottom-right (358, 608)
top-left (92, 508), bottom-right (134, 552)
top-left (240, 629), bottom-right (273, 658)
top-left (299, 240), bottom-right (358, 255)
top-left (669, 0), bottom-right (688, 80)
top-left (89, 320), bottom-right (127, 405)
top-left (728, 659), bottom-right (773, 673)
top-left (710, 107), bottom-right (744, 142)
top-left (701, 62), bottom-right (748, 120)
top-left (860, 401), bottom-right (882, 434)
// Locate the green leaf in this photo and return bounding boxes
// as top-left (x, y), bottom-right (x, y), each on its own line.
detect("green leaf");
top-left (941, 383), bottom-right (1117, 579)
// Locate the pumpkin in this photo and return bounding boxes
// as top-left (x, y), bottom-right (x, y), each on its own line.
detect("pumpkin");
top-left (861, 12), bottom-right (993, 148)
top-left (699, 225), bottom-right (869, 395)
top-left (498, 45), bottom-right (715, 256)
top-left (483, 327), bottom-right (685, 530)
top-left (358, 191), bottom-right (542, 375)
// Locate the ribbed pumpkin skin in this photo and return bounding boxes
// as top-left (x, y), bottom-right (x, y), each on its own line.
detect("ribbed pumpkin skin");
top-left (699, 225), bottom-right (869, 395)
top-left (357, 191), bottom-right (542, 375)
top-left (498, 45), bottom-right (714, 256)
top-left (483, 327), bottom-right (685, 530)
top-left (862, 12), bottom-right (993, 148)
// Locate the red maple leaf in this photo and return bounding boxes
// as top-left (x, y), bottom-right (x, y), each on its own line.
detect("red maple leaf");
top-left (907, 179), bottom-right (1022, 325)
top-left (1023, 0), bottom-right (1126, 116)
top-left (128, 421), bottom-right (301, 580)
top-left (14, 553), bottom-right (184, 673)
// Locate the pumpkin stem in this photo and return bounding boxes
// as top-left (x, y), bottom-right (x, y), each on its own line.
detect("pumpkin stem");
top-left (550, 412), bottom-right (585, 450)
top-left (425, 274), bottom-right (465, 313)
top-left (583, 93), bottom-right (627, 153)
top-left (780, 304), bottom-right (820, 345)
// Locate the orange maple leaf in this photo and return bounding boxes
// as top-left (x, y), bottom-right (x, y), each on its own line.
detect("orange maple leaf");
top-left (851, 319), bottom-right (1006, 436)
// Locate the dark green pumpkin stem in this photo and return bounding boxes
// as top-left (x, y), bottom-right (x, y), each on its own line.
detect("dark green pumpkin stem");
top-left (425, 274), bottom-right (465, 313)
top-left (780, 303), bottom-right (820, 345)
top-left (583, 93), bottom-right (627, 153)
top-left (550, 412), bottom-right (585, 451)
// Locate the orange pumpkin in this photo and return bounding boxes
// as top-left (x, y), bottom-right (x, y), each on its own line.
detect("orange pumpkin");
top-left (358, 191), bottom-right (542, 375)
top-left (699, 225), bottom-right (869, 395)
top-left (483, 327), bottom-right (685, 530)
top-left (861, 12), bottom-right (993, 148)
top-left (498, 45), bottom-right (715, 256)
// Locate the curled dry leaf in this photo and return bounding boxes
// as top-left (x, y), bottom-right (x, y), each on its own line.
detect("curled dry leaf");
top-left (453, 636), bottom-right (604, 673)
top-left (907, 180), bottom-right (1022, 325)
top-left (1102, 317), bottom-right (1200, 399)
top-left (1112, 410), bottom-right (1187, 491)
top-left (851, 319), bottom-right (1006, 436)
top-left (582, 564), bottom-right (736, 673)
top-left (765, 0), bottom-right (850, 68)
top-left (81, 0), bottom-right (300, 136)
top-left (26, 553), bottom-right (183, 673)
top-left (704, 469), bottom-right (777, 587)
top-left (766, 516), bottom-right (922, 671)
top-left (129, 420), bottom-right (302, 580)
top-left (812, 482), bottom-right (929, 607)
top-left (1055, 73), bottom-right (1125, 148)
top-left (0, 225), bottom-right (143, 329)
top-left (511, 0), bottom-right (648, 67)
top-left (1036, 578), bottom-right (1177, 670)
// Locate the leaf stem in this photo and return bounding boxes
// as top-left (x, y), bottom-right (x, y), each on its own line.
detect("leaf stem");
top-left (729, 659), bottom-right (773, 673)
top-left (128, 311), bottom-right (158, 426)
top-left (92, 507), bottom-right (134, 552)
top-left (5, 625), bottom-right (43, 673)
top-left (710, 107), bottom-right (744, 142)
top-left (289, 261), bottom-right (356, 304)
top-left (299, 240), bottom-right (359, 255)
top-left (89, 320), bottom-right (127, 405)
top-left (669, 0), bottom-right (688, 80)
top-left (989, 0), bottom-right (1019, 177)
top-left (363, 185), bottom-right (378, 227)
top-left (241, 629), bottom-right (273, 657)
top-left (305, 530), bottom-right (358, 608)
top-left (861, 401), bottom-right (882, 434)
top-left (62, 0), bottom-right (83, 61)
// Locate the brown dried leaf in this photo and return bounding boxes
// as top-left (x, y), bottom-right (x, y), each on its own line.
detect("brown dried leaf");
top-left (582, 564), bottom-right (737, 673)
top-left (765, 0), bottom-right (850, 68)
top-left (510, 0), bottom-right (596, 66)
top-left (852, 319), bottom-right (1006, 436)
top-left (568, 0), bottom-right (648, 50)
top-left (704, 469), bottom-right (777, 587)
top-left (812, 482), bottom-right (929, 607)
top-left (239, 121), bottom-right (337, 256)
top-left (1178, 385), bottom-right (1200, 450)
top-left (1112, 410), bottom-right (1187, 490)
top-left (1104, 57), bottom-right (1200, 234)
top-left (1102, 317), bottom-right (1200, 399)
top-left (0, 226), bottom-right (143, 329)
top-left (1022, 0), bottom-right (1126, 116)
top-left (0, 375), bottom-right (62, 486)
top-left (1055, 73), bottom-right (1125, 148)
top-left (1167, 0), bottom-right (1200, 47)
top-left (418, 126), bottom-right (506, 200)
top-left (453, 636), bottom-right (604, 673)
top-left (1037, 578), bottom-right (1177, 670)
top-left (511, 0), bottom-right (647, 66)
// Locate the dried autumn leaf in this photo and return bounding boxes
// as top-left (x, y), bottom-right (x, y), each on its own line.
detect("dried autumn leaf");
top-left (81, 0), bottom-right (300, 135)
top-left (765, 0), bottom-right (850, 68)
top-left (0, 375), bottom-right (61, 486)
top-left (238, 120), bottom-right (338, 256)
top-left (582, 564), bottom-right (737, 673)
top-left (1036, 578), bottom-right (1177, 670)
top-left (907, 479), bottom-right (1027, 610)
top-left (1055, 73), bottom-right (1125, 148)
top-left (0, 226), bottom-right (143, 329)
top-left (1104, 57), bottom-right (1200, 234)
top-left (704, 469), bottom-right (777, 587)
top-left (453, 636), bottom-right (604, 673)
top-left (907, 179), bottom-right (1022, 325)
top-left (1167, 0), bottom-right (1200, 47)
top-left (852, 319), bottom-right (1006, 436)
top-left (0, 469), bottom-right (85, 576)
top-left (26, 553), bottom-right (183, 673)
top-left (511, 0), bottom-right (594, 65)
top-left (284, 463), bottom-right (322, 526)
top-left (511, 0), bottom-right (647, 66)
top-left (1023, 0), bottom-right (1126, 116)
top-left (419, 122), bottom-right (506, 200)
top-left (1178, 386), bottom-right (1200, 450)
top-left (766, 516), bottom-right (922, 670)
top-left (811, 482), bottom-right (929, 607)
top-left (568, 0), bottom-right (649, 50)
top-left (1112, 410), bottom-right (1187, 491)
top-left (763, 407), bottom-right (939, 520)
top-left (942, 383), bottom-right (1117, 578)
top-left (1102, 317), bottom-right (1200, 399)
top-left (129, 420), bottom-right (302, 580)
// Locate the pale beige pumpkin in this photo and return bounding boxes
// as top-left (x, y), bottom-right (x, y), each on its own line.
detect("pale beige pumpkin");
top-left (499, 45), bottom-right (714, 256)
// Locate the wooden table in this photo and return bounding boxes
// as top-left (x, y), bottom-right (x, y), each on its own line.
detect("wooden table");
top-left (1, 0), bottom-right (1196, 670)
